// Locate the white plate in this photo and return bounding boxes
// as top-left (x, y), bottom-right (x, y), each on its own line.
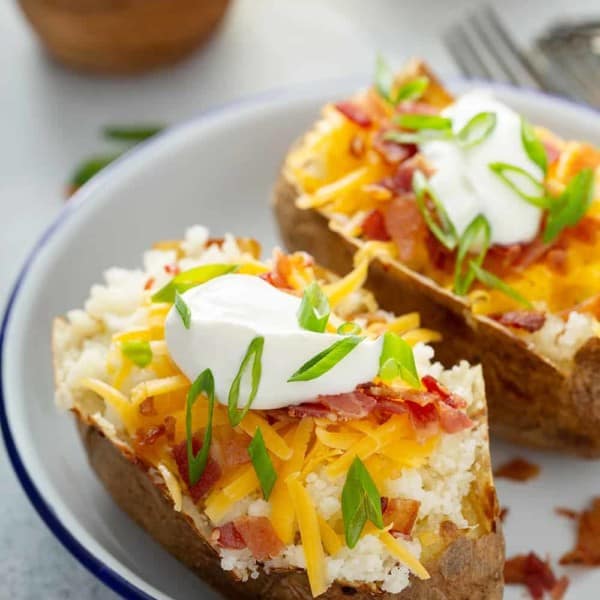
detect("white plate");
top-left (2, 79), bottom-right (600, 600)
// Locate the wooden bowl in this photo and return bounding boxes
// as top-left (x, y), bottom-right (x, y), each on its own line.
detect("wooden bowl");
top-left (18, 0), bottom-right (231, 75)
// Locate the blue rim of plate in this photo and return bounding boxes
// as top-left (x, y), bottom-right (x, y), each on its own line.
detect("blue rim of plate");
top-left (1, 77), bottom-right (599, 600)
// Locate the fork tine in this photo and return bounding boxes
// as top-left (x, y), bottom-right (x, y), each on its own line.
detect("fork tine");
top-left (444, 23), bottom-right (493, 80)
top-left (550, 48), bottom-right (600, 106)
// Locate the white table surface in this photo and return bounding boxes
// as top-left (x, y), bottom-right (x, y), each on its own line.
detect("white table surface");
top-left (1, 1), bottom-right (598, 597)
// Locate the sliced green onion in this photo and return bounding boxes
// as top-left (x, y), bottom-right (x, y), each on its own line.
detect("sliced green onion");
top-left (174, 291), bottom-right (191, 329)
top-left (412, 170), bottom-right (458, 251)
top-left (288, 336), bottom-right (364, 382)
top-left (457, 112), bottom-right (497, 149)
top-left (69, 153), bottom-right (122, 189)
top-left (374, 54), bottom-right (395, 103)
top-left (543, 168), bottom-right (594, 243)
top-left (469, 262), bottom-right (532, 308)
top-left (121, 340), bottom-right (153, 368)
top-left (383, 129), bottom-right (453, 145)
top-left (297, 281), bottom-right (330, 333)
top-left (248, 428), bottom-right (277, 500)
top-left (521, 117), bottom-right (547, 174)
top-left (228, 336), bottom-right (264, 427)
top-left (395, 77), bottom-right (429, 103)
top-left (341, 457), bottom-right (384, 549)
top-left (453, 215), bottom-right (492, 296)
top-left (378, 331), bottom-right (420, 388)
top-left (488, 162), bottom-right (551, 209)
top-left (337, 322), bottom-right (361, 336)
top-left (395, 113), bottom-right (452, 131)
top-left (152, 264), bottom-right (238, 303)
top-left (185, 369), bottom-right (215, 486)
top-left (103, 125), bottom-right (164, 143)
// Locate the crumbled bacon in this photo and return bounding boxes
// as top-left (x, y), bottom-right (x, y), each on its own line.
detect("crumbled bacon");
top-left (213, 522), bottom-right (245, 550)
top-left (233, 516), bottom-right (284, 560)
top-left (361, 209), bottom-right (391, 241)
top-left (494, 457), bottom-right (540, 482)
top-left (383, 498), bottom-right (420, 535)
top-left (143, 277), bottom-right (155, 291)
top-left (379, 157), bottom-right (423, 195)
top-left (164, 416), bottom-right (176, 442)
top-left (372, 130), bottom-right (417, 164)
top-left (560, 497), bottom-right (600, 566)
top-left (136, 424), bottom-right (165, 446)
top-left (546, 248), bottom-right (567, 274)
top-left (489, 311), bottom-right (546, 333)
top-left (504, 552), bottom-right (568, 600)
top-left (421, 375), bottom-right (466, 409)
top-left (437, 402), bottom-right (473, 433)
top-left (172, 438), bottom-right (221, 502)
top-left (288, 402), bottom-right (332, 419)
top-left (374, 398), bottom-right (408, 416)
top-left (221, 432), bottom-right (252, 468)
top-left (333, 101), bottom-right (373, 128)
top-left (383, 196), bottom-right (429, 266)
top-left (405, 400), bottom-right (439, 432)
top-left (138, 397), bottom-right (156, 416)
top-left (164, 264), bottom-right (180, 276)
top-left (318, 391), bottom-right (377, 419)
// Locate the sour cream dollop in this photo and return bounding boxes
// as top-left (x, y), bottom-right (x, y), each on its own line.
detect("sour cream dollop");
top-left (420, 90), bottom-right (544, 246)
top-left (165, 274), bottom-right (382, 410)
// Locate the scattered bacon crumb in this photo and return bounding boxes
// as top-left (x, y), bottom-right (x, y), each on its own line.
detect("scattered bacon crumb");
top-left (136, 424), bottom-right (165, 446)
top-left (494, 457), bottom-right (541, 482)
top-left (379, 156), bottom-right (423, 196)
top-left (319, 391), bottom-right (377, 419)
top-left (138, 397), bottom-right (156, 416)
top-left (372, 130), bottom-right (417, 164)
top-left (288, 402), bottom-right (331, 419)
top-left (349, 135), bottom-right (366, 158)
top-left (499, 507), bottom-right (509, 522)
top-left (164, 264), bottom-right (180, 276)
top-left (233, 516), bottom-right (285, 560)
top-left (560, 497), bottom-right (600, 566)
top-left (361, 209), bottom-right (391, 241)
top-left (163, 416), bottom-right (176, 442)
top-left (333, 101), bottom-right (373, 128)
top-left (221, 432), bottom-right (252, 468)
top-left (213, 522), bottom-right (245, 549)
top-left (143, 277), bottom-right (155, 291)
top-left (437, 402), bottom-right (473, 433)
top-left (384, 498), bottom-right (420, 535)
top-left (489, 311), bottom-right (546, 333)
top-left (505, 552), bottom-right (568, 600)
top-left (172, 438), bottom-right (221, 502)
top-left (422, 375), bottom-right (466, 409)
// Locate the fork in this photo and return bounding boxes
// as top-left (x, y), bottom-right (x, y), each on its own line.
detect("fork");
top-left (443, 5), bottom-right (594, 105)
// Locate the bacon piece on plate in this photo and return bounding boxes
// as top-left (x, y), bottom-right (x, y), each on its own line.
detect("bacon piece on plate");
top-left (383, 196), bottom-right (429, 266)
top-left (504, 552), bottom-right (568, 600)
top-left (172, 438), bottom-right (222, 502)
top-left (383, 498), bottom-right (420, 535)
top-left (489, 311), bottom-right (546, 333)
top-left (437, 402), bottom-right (473, 433)
top-left (318, 391), bottom-right (377, 419)
top-left (234, 516), bottom-right (285, 560)
top-left (560, 497), bottom-right (600, 565)
top-left (333, 101), bottom-right (373, 128)
top-left (213, 522), bottom-right (245, 549)
top-left (361, 209), bottom-right (391, 241)
top-left (494, 457), bottom-right (540, 482)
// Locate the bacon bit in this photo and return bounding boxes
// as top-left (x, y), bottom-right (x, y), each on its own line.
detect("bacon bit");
top-left (319, 391), bottom-right (376, 419)
top-left (380, 496), bottom-right (389, 514)
top-left (569, 215), bottom-right (600, 244)
top-left (333, 101), bottom-right (373, 128)
top-left (384, 498), bottom-right (420, 535)
top-left (233, 516), bottom-right (285, 560)
top-left (505, 552), bottom-right (568, 600)
top-left (361, 209), bottom-right (391, 241)
top-left (405, 400), bottom-right (439, 432)
top-left (438, 402), bottom-right (473, 433)
top-left (555, 507), bottom-right (579, 520)
top-left (138, 397), bottom-right (156, 416)
top-left (349, 135), bottom-right (366, 158)
top-left (164, 416), bottom-right (176, 442)
top-left (143, 277), bottom-right (155, 291)
top-left (560, 497), bottom-right (600, 566)
top-left (489, 311), bottom-right (547, 333)
top-left (164, 264), bottom-right (180, 276)
top-left (379, 157), bottom-right (422, 195)
top-left (222, 432), bottom-right (252, 468)
top-left (213, 522), bottom-right (245, 550)
top-left (499, 507), bottom-right (509, 522)
top-left (374, 398), bottom-right (408, 416)
top-left (136, 424), bottom-right (165, 446)
top-left (421, 375), bottom-right (467, 409)
top-left (172, 438), bottom-right (221, 502)
top-left (494, 457), bottom-right (541, 482)
top-left (383, 196), bottom-right (429, 266)
top-left (288, 402), bottom-right (332, 419)
top-left (372, 130), bottom-right (417, 165)
top-left (546, 248), bottom-right (567, 274)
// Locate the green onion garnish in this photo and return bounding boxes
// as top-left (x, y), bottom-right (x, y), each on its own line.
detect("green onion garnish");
top-left (374, 54), bottom-right (395, 103)
top-left (543, 168), bottom-right (594, 243)
top-left (395, 113), bottom-right (452, 131)
top-left (453, 215), bottom-right (491, 296)
top-left (378, 331), bottom-right (420, 388)
top-left (121, 340), bottom-right (153, 368)
top-left (521, 117), bottom-right (547, 175)
top-left (248, 428), bottom-right (277, 500)
top-left (69, 153), bottom-right (122, 189)
top-left (288, 336), bottom-right (364, 382)
top-left (412, 170), bottom-right (458, 250)
top-left (469, 262), bottom-right (532, 308)
top-left (341, 457), bottom-right (384, 549)
top-left (383, 129), bottom-right (453, 145)
top-left (228, 336), bottom-right (264, 427)
top-left (395, 76), bottom-right (429, 102)
top-left (457, 112), bottom-right (497, 149)
top-left (297, 281), bottom-right (330, 333)
top-left (185, 368), bottom-right (215, 486)
top-left (174, 291), bottom-right (191, 329)
top-left (103, 125), bottom-right (164, 143)
top-left (488, 162), bottom-right (551, 209)
top-left (337, 322), bottom-right (361, 336)
top-left (152, 264), bottom-right (238, 303)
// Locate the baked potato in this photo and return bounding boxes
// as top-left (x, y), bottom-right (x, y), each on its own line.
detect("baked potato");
top-left (53, 226), bottom-right (503, 598)
top-left (273, 58), bottom-right (600, 457)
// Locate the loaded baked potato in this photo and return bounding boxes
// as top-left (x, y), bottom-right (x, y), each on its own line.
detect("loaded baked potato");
top-left (274, 58), bottom-right (600, 457)
top-left (53, 226), bottom-right (503, 598)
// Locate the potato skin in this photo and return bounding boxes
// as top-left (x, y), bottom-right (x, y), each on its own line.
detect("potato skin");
top-left (273, 170), bottom-right (600, 457)
top-left (78, 419), bottom-right (504, 599)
